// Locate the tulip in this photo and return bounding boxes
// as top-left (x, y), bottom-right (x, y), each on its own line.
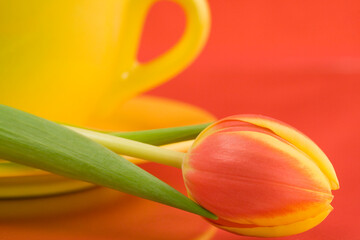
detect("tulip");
top-left (1, 109), bottom-right (339, 238)
top-left (182, 115), bottom-right (339, 237)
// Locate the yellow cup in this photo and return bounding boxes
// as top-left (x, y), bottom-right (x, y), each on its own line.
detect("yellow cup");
top-left (0, 0), bottom-right (210, 125)
top-left (0, 0), bottom-right (210, 199)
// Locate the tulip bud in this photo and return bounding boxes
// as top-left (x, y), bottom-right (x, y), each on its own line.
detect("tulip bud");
top-left (182, 115), bottom-right (339, 237)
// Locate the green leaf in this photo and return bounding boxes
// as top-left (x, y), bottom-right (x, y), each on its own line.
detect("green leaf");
top-left (108, 123), bottom-right (211, 146)
top-left (0, 105), bottom-right (216, 219)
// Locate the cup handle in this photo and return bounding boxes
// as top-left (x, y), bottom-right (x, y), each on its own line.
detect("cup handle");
top-left (130, 0), bottom-right (210, 92)
top-left (96, 0), bottom-right (210, 116)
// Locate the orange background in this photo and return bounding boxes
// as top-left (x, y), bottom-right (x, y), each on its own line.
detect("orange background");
top-left (1, 1), bottom-right (359, 240)
top-left (142, 0), bottom-right (360, 239)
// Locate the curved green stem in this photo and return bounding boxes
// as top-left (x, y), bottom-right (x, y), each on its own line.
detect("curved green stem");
top-left (66, 126), bottom-right (186, 168)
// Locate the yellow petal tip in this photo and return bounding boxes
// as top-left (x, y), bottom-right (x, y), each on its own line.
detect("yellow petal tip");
top-left (330, 179), bottom-right (340, 190)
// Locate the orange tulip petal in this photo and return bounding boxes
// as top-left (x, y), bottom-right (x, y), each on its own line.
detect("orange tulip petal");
top-left (227, 115), bottom-right (339, 190)
top-left (212, 207), bottom-right (332, 238)
top-left (184, 129), bottom-right (333, 227)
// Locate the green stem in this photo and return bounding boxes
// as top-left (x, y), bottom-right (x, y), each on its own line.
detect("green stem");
top-left (65, 126), bottom-right (186, 168)
top-left (108, 123), bottom-right (211, 146)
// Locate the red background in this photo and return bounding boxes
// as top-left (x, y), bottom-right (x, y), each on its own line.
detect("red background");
top-left (139, 1), bottom-right (360, 239)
